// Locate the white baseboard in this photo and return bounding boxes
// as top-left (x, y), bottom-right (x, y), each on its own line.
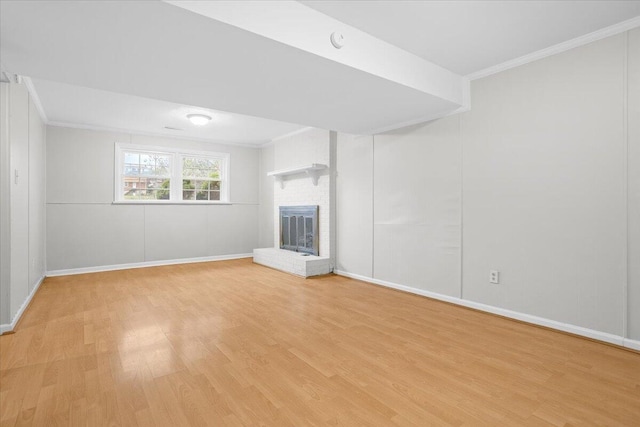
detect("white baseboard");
top-left (46, 253), bottom-right (253, 277)
top-left (0, 275), bottom-right (45, 334)
top-left (623, 338), bottom-right (640, 351)
top-left (1, 254), bottom-right (251, 333)
top-left (9, 264), bottom-right (640, 352)
top-left (334, 270), bottom-right (640, 352)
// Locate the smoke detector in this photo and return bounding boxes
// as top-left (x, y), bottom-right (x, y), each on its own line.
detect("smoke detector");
top-left (330, 31), bottom-right (345, 49)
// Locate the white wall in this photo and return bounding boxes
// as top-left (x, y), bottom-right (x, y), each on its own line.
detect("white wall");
top-left (375, 117), bottom-right (462, 298)
top-left (0, 83), bottom-right (10, 325)
top-left (628, 27), bottom-right (640, 341)
top-left (335, 134), bottom-right (374, 277)
top-left (46, 126), bottom-right (260, 272)
top-left (258, 144), bottom-right (274, 248)
top-left (9, 84), bottom-right (30, 322)
top-left (336, 30), bottom-right (639, 345)
top-left (0, 81), bottom-right (46, 328)
top-left (28, 94), bottom-right (46, 294)
top-left (463, 33), bottom-right (626, 335)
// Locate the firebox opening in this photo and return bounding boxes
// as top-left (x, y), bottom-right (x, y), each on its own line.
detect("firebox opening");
top-left (279, 205), bottom-right (319, 256)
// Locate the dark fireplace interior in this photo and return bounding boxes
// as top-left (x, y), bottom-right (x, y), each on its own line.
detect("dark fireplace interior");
top-left (279, 205), bottom-right (319, 256)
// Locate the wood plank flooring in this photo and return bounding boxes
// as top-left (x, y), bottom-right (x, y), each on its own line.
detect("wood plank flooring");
top-left (1, 258), bottom-right (639, 426)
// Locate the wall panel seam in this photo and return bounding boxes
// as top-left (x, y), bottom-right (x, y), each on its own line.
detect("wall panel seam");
top-left (459, 113), bottom-right (464, 300)
top-left (623, 30), bottom-right (629, 339)
top-left (143, 205), bottom-right (147, 262)
top-left (27, 92), bottom-right (31, 295)
top-left (371, 135), bottom-right (375, 279)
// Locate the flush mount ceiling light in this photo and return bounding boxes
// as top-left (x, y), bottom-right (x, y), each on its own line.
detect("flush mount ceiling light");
top-left (186, 113), bottom-right (212, 126)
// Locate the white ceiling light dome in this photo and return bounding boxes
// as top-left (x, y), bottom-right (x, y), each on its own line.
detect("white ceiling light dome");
top-left (187, 113), bottom-right (212, 126)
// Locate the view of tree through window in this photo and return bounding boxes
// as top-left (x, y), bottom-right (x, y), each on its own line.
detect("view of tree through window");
top-left (116, 144), bottom-right (229, 203)
top-left (182, 157), bottom-right (222, 201)
top-left (123, 152), bottom-right (171, 200)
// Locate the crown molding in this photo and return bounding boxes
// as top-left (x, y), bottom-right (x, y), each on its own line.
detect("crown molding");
top-left (46, 121), bottom-right (267, 148)
top-left (22, 76), bottom-right (49, 122)
top-left (20, 76), bottom-right (276, 148)
top-left (366, 105), bottom-right (471, 135)
top-left (269, 126), bottom-right (315, 144)
top-left (0, 62), bottom-right (11, 83)
top-left (467, 15), bottom-right (640, 81)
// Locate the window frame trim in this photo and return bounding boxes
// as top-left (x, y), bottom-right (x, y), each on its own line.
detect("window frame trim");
top-left (114, 143), bottom-right (231, 204)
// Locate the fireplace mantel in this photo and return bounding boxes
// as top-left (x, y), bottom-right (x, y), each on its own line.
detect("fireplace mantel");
top-left (267, 163), bottom-right (327, 188)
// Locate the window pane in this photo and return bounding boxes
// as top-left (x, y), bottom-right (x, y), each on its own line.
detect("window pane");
top-left (140, 154), bottom-right (170, 176)
top-left (182, 179), bottom-right (198, 200)
top-left (183, 167), bottom-right (206, 178)
top-left (198, 181), bottom-right (210, 200)
top-left (182, 178), bottom-right (220, 201)
top-left (148, 190), bottom-right (168, 200)
top-left (124, 152), bottom-right (170, 177)
top-left (182, 156), bottom-right (221, 179)
top-left (123, 178), bottom-right (170, 200)
top-left (124, 152), bottom-right (140, 164)
top-left (123, 164), bottom-right (140, 176)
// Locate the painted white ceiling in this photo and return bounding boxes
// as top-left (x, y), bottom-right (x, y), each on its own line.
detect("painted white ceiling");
top-left (31, 79), bottom-right (303, 145)
top-left (301, 1), bottom-right (640, 76)
top-left (2, 1), bottom-right (639, 139)
top-left (0, 0), bottom-right (464, 137)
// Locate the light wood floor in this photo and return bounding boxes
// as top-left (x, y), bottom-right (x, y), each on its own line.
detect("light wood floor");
top-left (1, 259), bottom-right (639, 426)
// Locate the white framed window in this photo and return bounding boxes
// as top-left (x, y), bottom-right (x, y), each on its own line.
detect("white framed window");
top-left (181, 155), bottom-right (223, 201)
top-left (114, 143), bottom-right (230, 203)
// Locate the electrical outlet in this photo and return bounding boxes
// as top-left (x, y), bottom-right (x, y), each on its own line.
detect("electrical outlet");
top-left (489, 270), bottom-right (500, 284)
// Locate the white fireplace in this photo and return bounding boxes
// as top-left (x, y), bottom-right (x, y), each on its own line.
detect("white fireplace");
top-left (253, 128), bottom-right (336, 278)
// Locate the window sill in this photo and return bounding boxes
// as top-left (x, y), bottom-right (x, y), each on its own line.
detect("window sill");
top-left (112, 201), bottom-right (232, 205)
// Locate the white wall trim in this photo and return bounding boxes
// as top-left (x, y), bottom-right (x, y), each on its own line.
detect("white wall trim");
top-left (467, 15), bottom-right (640, 81)
top-left (366, 105), bottom-right (472, 135)
top-left (334, 270), bottom-right (640, 352)
top-left (367, 99), bottom-right (471, 135)
top-left (367, 114), bottom-right (446, 135)
top-left (46, 253), bottom-right (253, 277)
top-left (259, 140), bottom-right (275, 149)
top-left (22, 76), bottom-right (48, 123)
top-left (269, 127), bottom-right (314, 143)
top-left (46, 121), bottom-right (266, 148)
top-left (0, 275), bottom-right (45, 334)
top-left (368, 78), bottom-right (471, 134)
top-left (623, 30), bottom-right (630, 340)
top-left (623, 338), bottom-right (640, 351)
